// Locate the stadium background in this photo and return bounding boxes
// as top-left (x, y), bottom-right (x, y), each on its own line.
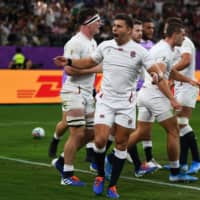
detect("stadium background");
top-left (0, 0), bottom-right (200, 104)
top-left (1, 1), bottom-right (200, 200)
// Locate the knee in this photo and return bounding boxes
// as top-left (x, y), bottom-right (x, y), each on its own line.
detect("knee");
top-left (84, 129), bottom-right (94, 144)
top-left (136, 128), bottom-right (150, 141)
top-left (95, 135), bottom-right (107, 149)
top-left (115, 143), bottom-right (127, 151)
top-left (168, 127), bottom-right (180, 139)
top-left (59, 120), bottom-right (68, 129)
top-left (166, 119), bottom-right (179, 137)
top-left (115, 137), bottom-right (129, 151)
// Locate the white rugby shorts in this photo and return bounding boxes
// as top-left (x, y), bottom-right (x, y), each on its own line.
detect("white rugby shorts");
top-left (174, 83), bottom-right (199, 108)
top-left (60, 85), bottom-right (95, 126)
top-left (137, 87), bottom-right (174, 122)
top-left (94, 92), bottom-right (136, 129)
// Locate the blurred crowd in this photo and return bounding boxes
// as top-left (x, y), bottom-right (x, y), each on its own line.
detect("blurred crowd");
top-left (0, 0), bottom-right (200, 48)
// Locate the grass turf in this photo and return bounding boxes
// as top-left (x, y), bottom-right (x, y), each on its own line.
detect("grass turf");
top-left (0, 103), bottom-right (200, 199)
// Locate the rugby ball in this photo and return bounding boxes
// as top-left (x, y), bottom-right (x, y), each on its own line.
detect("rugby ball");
top-left (32, 127), bottom-right (45, 138)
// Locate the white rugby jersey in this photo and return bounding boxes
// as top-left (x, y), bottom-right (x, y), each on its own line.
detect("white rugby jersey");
top-left (143, 39), bottom-right (174, 88)
top-left (173, 36), bottom-right (196, 81)
top-left (91, 39), bottom-right (155, 98)
top-left (62, 32), bottom-right (97, 92)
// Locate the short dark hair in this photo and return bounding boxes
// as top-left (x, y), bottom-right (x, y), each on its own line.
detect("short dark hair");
top-left (133, 19), bottom-right (142, 26)
top-left (165, 17), bottom-right (183, 25)
top-left (140, 17), bottom-right (153, 24)
top-left (165, 22), bottom-right (184, 37)
top-left (114, 14), bottom-right (133, 28)
top-left (78, 8), bottom-right (98, 25)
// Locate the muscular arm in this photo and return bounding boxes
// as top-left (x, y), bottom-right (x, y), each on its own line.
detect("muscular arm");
top-left (170, 68), bottom-right (199, 87)
top-left (54, 56), bottom-right (98, 69)
top-left (147, 63), bottom-right (181, 110)
top-left (173, 53), bottom-right (191, 71)
top-left (64, 64), bottom-right (102, 76)
top-left (171, 50), bottom-right (200, 87)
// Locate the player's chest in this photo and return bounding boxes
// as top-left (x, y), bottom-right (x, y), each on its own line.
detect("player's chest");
top-left (103, 47), bottom-right (141, 67)
top-left (80, 43), bottom-right (97, 58)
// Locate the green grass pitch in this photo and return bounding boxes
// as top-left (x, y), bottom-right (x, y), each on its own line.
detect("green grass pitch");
top-left (0, 103), bottom-right (200, 200)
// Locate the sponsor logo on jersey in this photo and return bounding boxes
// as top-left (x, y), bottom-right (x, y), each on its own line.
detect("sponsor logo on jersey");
top-left (130, 51), bottom-right (136, 57)
top-left (100, 114), bottom-right (105, 118)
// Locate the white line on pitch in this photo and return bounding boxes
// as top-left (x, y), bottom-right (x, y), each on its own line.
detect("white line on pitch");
top-left (0, 121), bottom-right (56, 127)
top-left (0, 155), bottom-right (200, 191)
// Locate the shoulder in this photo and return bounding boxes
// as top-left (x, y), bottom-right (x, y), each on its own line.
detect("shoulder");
top-left (99, 39), bottom-right (115, 47)
top-left (182, 37), bottom-right (195, 50)
top-left (129, 40), bottom-right (149, 56)
top-left (64, 33), bottom-right (84, 49)
top-left (150, 41), bottom-right (172, 60)
top-left (151, 40), bottom-right (168, 53)
top-left (96, 39), bottom-right (115, 51)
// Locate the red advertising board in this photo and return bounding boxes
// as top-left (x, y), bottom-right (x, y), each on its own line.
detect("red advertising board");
top-left (0, 70), bottom-right (62, 103)
top-left (0, 70), bottom-right (199, 104)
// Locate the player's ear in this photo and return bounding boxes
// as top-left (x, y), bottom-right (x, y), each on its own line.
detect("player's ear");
top-left (128, 27), bottom-right (133, 35)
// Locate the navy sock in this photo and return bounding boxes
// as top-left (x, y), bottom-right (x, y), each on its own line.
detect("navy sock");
top-left (94, 151), bottom-right (106, 177)
top-left (187, 131), bottom-right (200, 162)
top-left (144, 146), bottom-right (153, 162)
top-left (128, 144), bottom-right (141, 171)
top-left (108, 152), bottom-right (125, 187)
top-left (180, 134), bottom-right (190, 165)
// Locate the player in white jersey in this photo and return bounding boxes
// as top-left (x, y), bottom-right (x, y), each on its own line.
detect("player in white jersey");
top-left (49, 67), bottom-right (100, 169)
top-left (162, 17), bottom-right (200, 174)
top-left (129, 18), bottom-right (162, 171)
top-left (139, 18), bottom-right (162, 169)
top-left (48, 66), bottom-right (98, 159)
top-left (173, 36), bottom-right (200, 174)
top-left (52, 8), bottom-right (101, 186)
top-left (54, 14), bottom-right (182, 198)
top-left (125, 19), bottom-right (158, 176)
top-left (127, 22), bottom-right (200, 183)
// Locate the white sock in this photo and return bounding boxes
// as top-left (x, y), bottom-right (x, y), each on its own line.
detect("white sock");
top-left (169, 160), bottom-right (180, 168)
top-left (54, 132), bottom-right (61, 140)
top-left (63, 164), bottom-right (74, 172)
top-left (142, 140), bottom-right (152, 149)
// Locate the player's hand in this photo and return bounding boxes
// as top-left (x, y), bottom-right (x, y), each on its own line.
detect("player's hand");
top-left (168, 79), bottom-right (174, 90)
top-left (189, 80), bottom-right (200, 88)
top-left (150, 72), bottom-right (159, 84)
top-left (170, 98), bottom-right (182, 111)
top-left (53, 56), bottom-right (67, 67)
